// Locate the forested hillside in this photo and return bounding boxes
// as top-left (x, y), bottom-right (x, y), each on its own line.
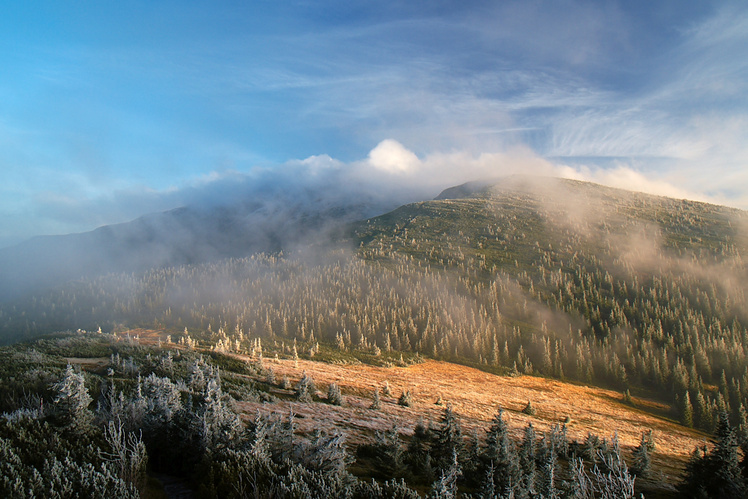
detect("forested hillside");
top-left (352, 176), bottom-right (748, 431)
top-left (2, 176), bottom-right (748, 496)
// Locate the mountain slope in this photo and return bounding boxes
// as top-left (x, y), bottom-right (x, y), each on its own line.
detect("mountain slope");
top-left (1, 176), bottom-right (747, 496)
top-left (2, 176), bottom-right (747, 435)
top-left (355, 175), bottom-right (747, 271)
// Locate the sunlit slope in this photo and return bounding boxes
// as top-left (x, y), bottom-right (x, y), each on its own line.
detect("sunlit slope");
top-left (350, 176), bottom-right (748, 431)
top-left (237, 355), bottom-right (703, 494)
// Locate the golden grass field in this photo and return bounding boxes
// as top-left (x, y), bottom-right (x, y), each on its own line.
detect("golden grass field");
top-left (238, 356), bottom-right (707, 490)
top-left (124, 329), bottom-right (709, 494)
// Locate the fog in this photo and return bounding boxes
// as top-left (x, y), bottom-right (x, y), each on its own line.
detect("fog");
top-left (0, 138), bottom-right (745, 311)
top-left (0, 141), bottom-right (558, 302)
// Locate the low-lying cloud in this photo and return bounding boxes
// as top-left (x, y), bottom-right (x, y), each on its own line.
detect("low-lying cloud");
top-left (4, 137), bottom-right (745, 251)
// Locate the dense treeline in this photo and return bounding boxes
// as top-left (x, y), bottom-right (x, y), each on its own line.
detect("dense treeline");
top-left (352, 180), bottom-right (748, 434)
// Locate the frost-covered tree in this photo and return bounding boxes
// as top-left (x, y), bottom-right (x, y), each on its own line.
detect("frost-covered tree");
top-left (382, 381), bottom-right (392, 397)
top-left (431, 404), bottom-right (463, 473)
top-left (566, 457), bottom-right (594, 499)
top-left (248, 410), bottom-right (271, 464)
top-left (406, 418), bottom-right (434, 481)
top-left (142, 373), bottom-right (183, 429)
top-left (630, 432), bottom-right (651, 478)
top-left (295, 371), bottom-right (316, 403)
top-left (327, 383), bottom-right (343, 406)
top-left (201, 375), bottom-right (243, 452)
top-left (269, 410), bottom-right (297, 464)
top-left (266, 367), bottom-right (277, 386)
top-left (372, 425), bottom-right (406, 478)
top-left (681, 409), bottom-right (746, 498)
top-left (481, 408), bottom-right (520, 495)
top-left (522, 400), bottom-right (536, 416)
top-left (591, 448), bottom-right (636, 499)
top-left (370, 388), bottom-right (382, 410)
top-left (296, 429), bottom-right (352, 478)
top-left (189, 355), bottom-right (218, 394)
top-left (101, 419), bottom-right (148, 494)
top-left (53, 364), bottom-right (93, 434)
top-left (398, 389), bottom-right (413, 407)
top-left (518, 423), bottom-right (537, 496)
top-left (427, 450), bottom-right (461, 499)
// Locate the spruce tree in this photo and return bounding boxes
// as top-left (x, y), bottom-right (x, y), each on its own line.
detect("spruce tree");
top-left (738, 404), bottom-right (748, 478)
top-left (406, 419), bottom-right (434, 481)
top-left (631, 432), bottom-right (651, 477)
top-left (518, 422), bottom-right (537, 496)
top-left (431, 404), bottom-right (463, 473)
top-left (712, 409), bottom-right (746, 498)
top-left (200, 376), bottom-right (243, 452)
top-left (427, 450), bottom-right (461, 499)
top-left (462, 429), bottom-right (481, 485)
top-left (373, 425), bottom-right (406, 478)
top-left (53, 364), bottom-right (94, 435)
top-left (679, 409), bottom-right (747, 498)
top-left (522, 400), bottom-right (536, 416)
top-left (327, 383), bottom-right (343, 406)
top-left (398, 389), bottom-right (413, 407)
top-left (481, 408), bottom-right (520, 495)
top-left (694, 390), bottom-right (712, 431)
top-left (295, 371), bottom-right (316, 403)
top-left (382, 381), bottom-right (392, 397)
top-left (248, 411), bottom-right (271, 464)
top-left (566, 457), bottom-right (594, 499)
top-left (591, 446), bottom-right (636, 499)
top-left (370, 388), bottom-right (382, 410)
top-left (536, 444), bottom-right (559, 499)
top-left (266, 367), bottom-right (276, 386)
top-left (644, 428), bottom-right (656, 453)
top-left (680, 391), bottom-right (694, 428)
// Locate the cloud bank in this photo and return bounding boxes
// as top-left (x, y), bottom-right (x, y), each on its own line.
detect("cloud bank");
top-left (3, 138), bottom-right (730, 250)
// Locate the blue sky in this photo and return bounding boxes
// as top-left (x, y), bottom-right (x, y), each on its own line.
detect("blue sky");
top-left (1, 1), bottom-right (747, 247)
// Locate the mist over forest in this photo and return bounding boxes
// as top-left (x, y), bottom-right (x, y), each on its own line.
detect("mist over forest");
top-left (3, 173), bottom-right (748, 497)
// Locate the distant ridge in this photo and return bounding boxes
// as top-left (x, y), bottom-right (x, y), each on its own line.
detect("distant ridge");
top-left (0, 193), bottom-right (389, 302)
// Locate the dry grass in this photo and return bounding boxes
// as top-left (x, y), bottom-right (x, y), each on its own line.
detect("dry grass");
top-left (127, 330), bottom-right (707, 490)
top-left (237, 357), bottom-right (706, 484)
top-left (65, 357), bottom-right (109, 368)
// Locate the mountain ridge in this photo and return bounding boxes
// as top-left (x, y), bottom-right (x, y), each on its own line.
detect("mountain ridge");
top-left (0, 189), bottom-right (396, 302)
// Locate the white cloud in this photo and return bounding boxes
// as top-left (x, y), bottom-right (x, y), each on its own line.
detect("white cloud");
top-left (5, 134), bottom-right (748, 250)
top-left (4, 2), bottom-right (748, 247)
top-left (554, 163), bottom-right (705, 201)
top-left (366, 139), bottom-right (420, 174)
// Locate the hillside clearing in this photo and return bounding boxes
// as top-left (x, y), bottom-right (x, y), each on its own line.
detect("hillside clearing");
top-left (232, 355), bottom-right (706, 489)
